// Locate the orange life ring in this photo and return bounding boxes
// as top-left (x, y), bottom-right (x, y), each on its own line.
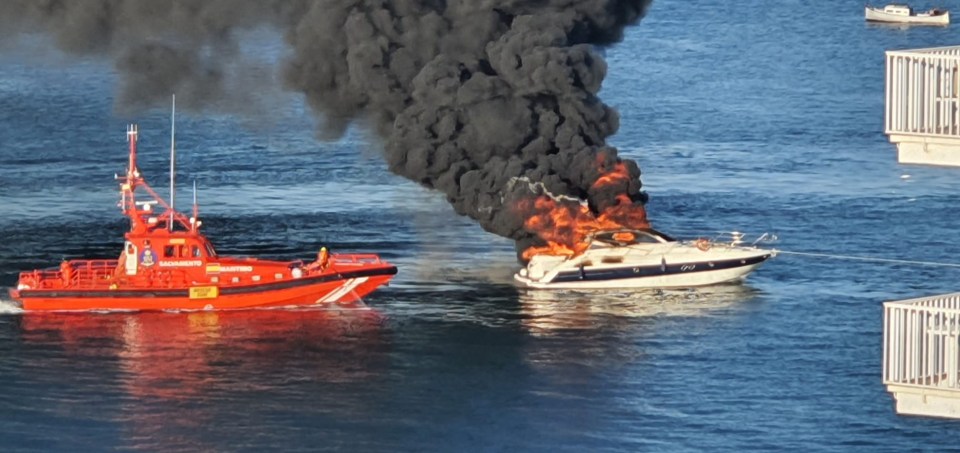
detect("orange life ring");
top-left (695, 238), bottom-right (711, 251)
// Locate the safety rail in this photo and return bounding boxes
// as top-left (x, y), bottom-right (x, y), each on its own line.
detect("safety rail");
top-left (152, 268), bottom-right (192, 288)
top-left (18, 260), bottom-right (118, 289)
top-left (17, 269), bottom-right (58, 289)
top-left (69, 260), bottom-right (117, 287)
top-left (883, 293), bottom-right (960, 390)
top-left (18, 259), bottom-right (193, 289)
top-left (331, 254), bottom-right (384, 265)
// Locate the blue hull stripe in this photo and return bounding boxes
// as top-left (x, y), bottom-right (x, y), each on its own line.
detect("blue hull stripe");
top-left (551, 255), bottom-right (770, 283)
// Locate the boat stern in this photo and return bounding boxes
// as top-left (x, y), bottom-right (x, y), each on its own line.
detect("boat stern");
top-left (6, 287), bottom-right (24, 309)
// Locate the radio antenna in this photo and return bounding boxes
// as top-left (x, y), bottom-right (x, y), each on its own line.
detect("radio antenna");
top-left (192, 179), bottom-right (199, 232)
top-left (169, 94), bottom-right (176, 231)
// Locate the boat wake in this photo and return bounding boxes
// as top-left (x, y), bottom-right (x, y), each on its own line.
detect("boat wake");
top-left (0, 296), bottom-right (24, 314)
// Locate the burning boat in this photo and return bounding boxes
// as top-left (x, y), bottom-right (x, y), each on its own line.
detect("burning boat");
top-left (8, 125), bottom-right (397, 312)
top-left (514, 229), bottom-right (774, 289)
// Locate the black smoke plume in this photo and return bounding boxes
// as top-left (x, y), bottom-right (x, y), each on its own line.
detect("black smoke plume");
top-left (0, 1), bottom-right (653, 257)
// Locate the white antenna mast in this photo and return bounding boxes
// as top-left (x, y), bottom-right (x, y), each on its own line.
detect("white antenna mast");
top-left (192, 179), bottom-right (199, 232)
top-left (169, 94), bottom-right (176, 231)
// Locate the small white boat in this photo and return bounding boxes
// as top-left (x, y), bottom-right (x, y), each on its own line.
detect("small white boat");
top-left (865, 4), bottom-right (950, 25)
top-left (514, 229), bottom-right (774, 290)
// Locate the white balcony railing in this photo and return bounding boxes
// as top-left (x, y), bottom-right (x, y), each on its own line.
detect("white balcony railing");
top-left (886, 46), bottom-right (960, 138)
top-left (883, 293), bottom-right (960, 390)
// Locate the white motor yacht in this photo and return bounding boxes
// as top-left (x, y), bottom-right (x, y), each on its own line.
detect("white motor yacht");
top-left (514, 229), bottom-right (774, 290)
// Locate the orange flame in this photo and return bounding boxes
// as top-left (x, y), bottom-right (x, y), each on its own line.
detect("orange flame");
top-left (612, 231), bottom-right (635, 242)
top-left (591, 162), bottom-right (630, 190)
top-left (518, 159), bottom-right (649, 260)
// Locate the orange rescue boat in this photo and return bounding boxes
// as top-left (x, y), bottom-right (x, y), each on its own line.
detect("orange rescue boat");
top-left (8, 124), bottom-right (397, 312)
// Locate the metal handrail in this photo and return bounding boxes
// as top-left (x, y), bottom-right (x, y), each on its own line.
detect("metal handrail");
top-left (884, 296), bottom-right (960, 391)
top-left (885, 49), bottom-right (960, 137)
top-left (331, 254), bottom-right (383, 265)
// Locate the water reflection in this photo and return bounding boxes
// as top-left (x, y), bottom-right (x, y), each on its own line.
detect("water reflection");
top-left (17, 307), bottom-right (388, 451)
top-left (865, 22), bottom-right (949, 30)
top-left (21, 306), bottom-right (387, 387)
top-left (518, 284), bottom-right (763, 335)
top-left (516, 285), bottom-right (765, 391)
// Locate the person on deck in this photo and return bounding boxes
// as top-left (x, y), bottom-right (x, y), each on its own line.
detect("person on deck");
top-left (60, 260), bottom-right (74, 286)
top-left (318, 247), bottom-right (329, 269)
top-left (306, 247), bottom-right (330, 272)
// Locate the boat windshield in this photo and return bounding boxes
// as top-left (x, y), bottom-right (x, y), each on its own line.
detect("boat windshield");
top-left (589, 229), bottom-right (675, 247)
top-left (204, 241), bottom-right (217, 258)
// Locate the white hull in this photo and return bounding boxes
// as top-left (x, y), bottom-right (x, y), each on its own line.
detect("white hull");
top-left (515, 261), bottom-right (766, 289)
top-left (514, 229), bottom-right (774, 290)
top-left (865, 6), bottom-right (950, 25)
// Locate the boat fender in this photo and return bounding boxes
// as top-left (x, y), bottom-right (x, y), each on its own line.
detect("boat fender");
top-left (696, 238), bottom-right (711, 252)
top-left (292, 267), bottom-right (303, 279)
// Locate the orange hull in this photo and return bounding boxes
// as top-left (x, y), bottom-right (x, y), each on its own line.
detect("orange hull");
top-left (10, 267), bottom-right (396, 312)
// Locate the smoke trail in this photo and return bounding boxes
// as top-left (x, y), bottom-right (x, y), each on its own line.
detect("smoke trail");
top-left (0, 0), bottom-right (653, 259)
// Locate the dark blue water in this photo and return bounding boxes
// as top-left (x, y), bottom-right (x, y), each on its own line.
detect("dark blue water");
top-left (4, 1), bottom-right (960, 451)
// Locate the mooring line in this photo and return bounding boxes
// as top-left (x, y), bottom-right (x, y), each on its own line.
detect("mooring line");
top-left (773, 250), bottom-right (960, 268)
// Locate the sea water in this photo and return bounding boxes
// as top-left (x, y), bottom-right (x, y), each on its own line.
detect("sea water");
top-left (2, 1), bottom-right (960, 451)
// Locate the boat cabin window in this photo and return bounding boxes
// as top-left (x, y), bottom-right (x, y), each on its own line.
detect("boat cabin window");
top-left (884, 5), bottom-right (912, 14)
top-left (162, 244), bottom-right (194, 258)
top-left (591, 229), bottom-right (674, 247)
top-left (192, 245), bottom-right (201, 258)
top-left (632, 233), bottom-right (664, 244)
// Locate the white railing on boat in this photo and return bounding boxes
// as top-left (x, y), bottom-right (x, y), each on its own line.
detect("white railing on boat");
top-left (331, 254), bottom-right (384, 265)
top-left (883, 292), bottom-right (960, 418)
top-left (884, 46), bottom-right (960, 166)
